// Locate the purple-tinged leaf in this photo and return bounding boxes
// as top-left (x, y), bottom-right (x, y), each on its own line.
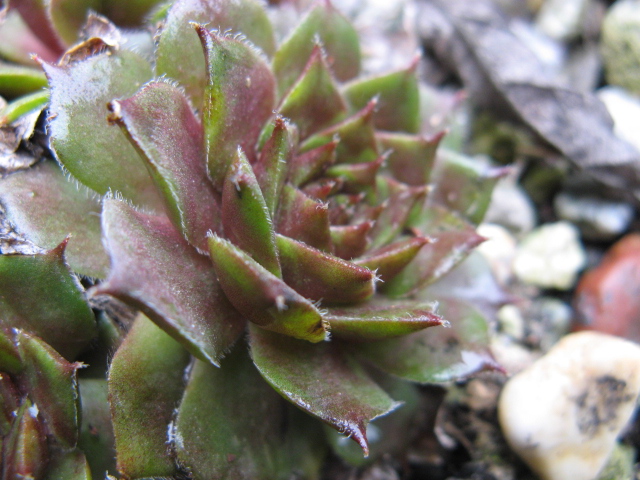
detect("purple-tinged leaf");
top-left (355, 237), bottom-right (431, 283)
top-left (208, 234), bottom-right (328, 343)
top-left (48, 0), bottom-right (101, 46)
top-left (0, 241), bottom-right (97, 360)
top-left (378, 131), bottom-right (444, 187)
top-left (300, 99), bottom-right (379, 164)
top-left (43, 50), bottom-right (163, 211)
top-left (175, 344), bottom-right (295, 480)
top-left (249, 325), bottom-right (400, 456)
top-left (278, 46), bottom-right (347, 140)
top-left (222, 149), bottom-right (281, 277)
top-left (326, 302), bottom-right (444, 341)
top-left (17, 330), bottom-right (81, 448)
top-left (354, 299), bottom-right (501, 383)
top-left (330, 221), bottom-right (373, 260)
top-left (108, 80), bottom-right (218, 251)
top-left (197, 25), bottom-right (276, 188)
top-left (0, 162), bottom-right (108, 278)
top-left (302, 178), bottom-right (343, 201)
top-left (273, 0), bottom-right (360, 97)
top-left (325, 155), bottom-right (384, 194)
top-left (254, 116), bottom-right (296, 217)
top-left (0, 10), bottom-right (58, 65)
top-left (3, 399), bottom-right (48, 480)
top-left (12, 0), bottom-right (66, 53)
top-left (93, 199), bottom-right (244, 365)
top-left (276, 234), bottom-right (376, 305)
top-left (343, 57), bottom-right (421, 133)
top-left (276, 184), bottom-right (332, 251)
top-left (109, 314), bottom-right (190, 478)
top-left (288, 138), bottom-right (338, 187)
top-left (155, 0), bottom-right (275, 108)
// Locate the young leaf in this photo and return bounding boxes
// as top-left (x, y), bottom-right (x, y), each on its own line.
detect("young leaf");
top-left (2, 399), bottom-right (48, 480)
top-left (377, 131), bottom-right (444, 187)
top-left (288, 138), bottom-right (337, 188)
top-left (330, 221), bottom-right (373, 260)
top-left (0, 61), bottom-right (48, 98)
top-left (354, 236), bottom-right (432, 283)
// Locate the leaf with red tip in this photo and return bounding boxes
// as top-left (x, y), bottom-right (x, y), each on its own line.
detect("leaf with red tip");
top-left (301, 100), bottom-right (379, 164)
top-left (249, 325), bottom-right (399, 455)
top-left (0, 243), bottom-right (96, 360)
top-left (109, 314), bottom-right (190, 478)
top-left (273, 0), bottom-right (360, 97)
top-left (325, 155), bottom-right (384, 194)
top-left (288, 139), bottom-right (338, 187)
top-left (208, 234), bottom-right (327, 342)
top-left (0, 162), bottom-right (108, 278)
top-left (343, 58), bottom-right (421, 133)
top-left (326, 302), bottom-right (443, 341)
top-left (330, 221), bottom-right (373, 260)
top-left (17, 330), bottom-right (81, 448)
top-left (278, 46), bottom-right (347, 140)
top-left (197, 26), bottom-right (276, 188)
top-left (43, 50), bottom-right (163, 211)
top-left (354, 299), bottom-right (501, 383)
top-left (378, 131), bottom-right (444, 187)
top-left (108, 80), bottom-right (218, 251)
top-left (276, 184), bottom-right (332, 251)
top-left (155, 0), bottom-right (275, 108)
top-left (222, 149), bottom-right (281, 277)
top-left (94, 199), bottom-right (244, 365)
top-left (3, 399), bottom-right (48, 480)
top-left (355, 236), bottom-right (431, 283)
top-left (276, 234), bottom-right (376, 305)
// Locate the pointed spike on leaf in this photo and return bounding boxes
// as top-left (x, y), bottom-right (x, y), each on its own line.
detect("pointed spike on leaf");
top-left (276, 184), bottom-right (332, 251)
top-left (107, 80), bottom-right (219, 251)
top-left (222, 148), bottom-right (281, 277)
top-left (354, 236), bottom-right (432, 283)
top-left (288, 138), bottom-right (338, 187)
top-left (330, 221), bottom-right (374, 260)
top-left (302, 178), bottom-right (343, 201)
top-left (378, 131), bottom-right (445, 186)
top-left (276, 233), bottom-right (376, 304)
top-left (196, 24), bottom-right (276, 189)
top-left (277, 45), bottom-right (347, 140)
top-left (208, 234), bottom-right (328, 342)
top-left (325, 154), bottom-right (385, 194)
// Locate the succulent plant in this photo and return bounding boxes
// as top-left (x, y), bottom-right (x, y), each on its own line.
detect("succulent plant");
top-left (0, 0), bottom-right (507, 478)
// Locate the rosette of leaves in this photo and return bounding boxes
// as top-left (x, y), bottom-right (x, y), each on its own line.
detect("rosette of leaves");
top-left (0, 0), bottom-right (506, 478)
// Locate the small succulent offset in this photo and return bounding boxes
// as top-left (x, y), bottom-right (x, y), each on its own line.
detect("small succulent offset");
top-left (0, 0), bottom-right (506, 478)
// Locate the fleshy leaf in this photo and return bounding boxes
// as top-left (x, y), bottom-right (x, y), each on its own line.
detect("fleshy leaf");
top-left (3, 399), bottom-right (48, 480)
top-left (17, 330), bottom-right (81, 448)
top-left (378, 131), bottom-right (444, 186)
top-left (44, 449), bottom-right (92, 480)
top-left (99, 0), bottom-right (166, 26)
top-left (0, 62), bottom-right (48, 98)
top-left (326, 301), bottom-right (443, 341)
top-left (343, 58), bottom-right (420, 133)
top-left (0, 329), bottom-right (21, 376)
top-left (273, 0), bottom-right (360, 97)
top-left (277, 45), bottom-right (347, 140)
top-left (276, 233), bottom-right (375, 304)
top-left (109, 314), bottom-right (190, 478)
top-left (325, 155), bottom-right (384, 194)
top-left (197, 25), bottom-right (276, 188)
top-left (354, 299), bottom-right (501, 383)
top-left (0, 9), bottom-right (58, 65)
top-left (43, 49), bottom-right (163, 210)
top-left (0, 89), bottom-right (48, 125)
top-left (276, 184), bottom-right (332, 251)
top-left (12, 0), bottom-right (66, 54)
top-left (208, 234), bottom-right (327, 342)
top-left (354, 236), bottom-right (431, 283)
top-left (93, 199), bottom-right (245, 365)
top-left (155, 0), bottom-right (275, 108)
top-left (108, 80), bottom-right (218, 251)
top-left (288, 138), bottom-right (337, 187)
top-left (0, 242), bottom-right (97, 360)
top-left (330, 221), bottom-right (373, 260)
top-left (48, 0), bottom-right (101, 45)
top-left (249, 325), bottom-right (400, 456)
top-left (222, 148), bottom-right (281, 277)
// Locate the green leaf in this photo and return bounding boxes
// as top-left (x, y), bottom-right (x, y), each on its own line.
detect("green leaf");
top-left (44, 449), bottom-right (92, 480)
top-left (250, 325), bottom-right (400, 456)
top-left (0, 89), bottom-right (48, 126)
top-left (94, 199), bottom-right (245, 365)
top-left (208, 234), bottom-right (328, 343)
top-left (100, 0), bottom-right (167, 26)
top-left (325, 155), bottom-right (384, 194)
top-left (377, 131), bottom-right (444, 186)
top-left (108, 80), bottom-right (219, 251)
top-left (354, 236), bottom-right (431, 283)
top-left (0, 162), bottom-right (109, 278)
top-left (155, 0), bottom-right (275, 108)
top-left (109, 314), bottom-right (190, 478)
top-left (43, 49), bottom-right (163, 211)
top-left (2, 399), bottom-right (48, 480)
top-left (288, 138), bottom-right (337, 188)
top-left (48, 0), bottom-right (102, 45)
top-left (0, 369), bottom-right (20, 436)
top-left (273, 0), bottom-right (360, 97)
top-left (0, 328), bottom-right (21, 375)
top-left (354, 299), bottom-right (500, 383)
top-left (0, 242), bottom-right (97, 360)
top-left (197, 25), bottom-right (276, 188)
top-left (276, 234), bottom-right (376, 304)
top-left (0, 61), bottom-right (48, 98)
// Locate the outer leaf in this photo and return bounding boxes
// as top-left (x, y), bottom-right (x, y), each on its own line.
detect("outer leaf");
top-left (2, 399), bottom-right (48, 480)
top-left (108, 80), bottom-right (218, 251)
top-left (43, 50), bottom-right (163, 211)
top-left (250, 325), bottom-right (400, 456)
top-left (94, 199), bottom-right (245, 365)
top-left (197, 25), bottom-right (276, 188)
top-left (354, 299), bottom-right (501, 383)
top-left (208, 234), bottom-right (327, 343)
top-left (0, 242), bottom-right (97, 360)
top-left (109, 314), bottom-right (190, 478)
top-left (273, 0), bottom-right (360, 97)
top-left (378, 131), bottom-right (444, 187)
top-left (175, 344), bottom-right (293, 480)
top-left (0, 161), bottom-right (108, 278)
top-left (0, 62), bottom-right (48, 98)
top-left (0, 10), bottom-right (58, 65)
top-left (276, 184), bottom-right (332, 251)
top-left (155, 0), bottom-right (275, 108)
